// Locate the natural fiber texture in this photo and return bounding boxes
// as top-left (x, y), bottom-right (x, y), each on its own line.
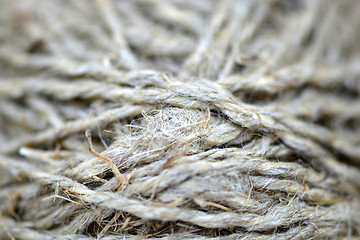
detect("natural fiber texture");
top-left (1, 0), bottom-right (360, 239)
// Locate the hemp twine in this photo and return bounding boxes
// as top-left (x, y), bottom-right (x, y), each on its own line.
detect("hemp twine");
top-left (1, 0), bottom-right (360, 239)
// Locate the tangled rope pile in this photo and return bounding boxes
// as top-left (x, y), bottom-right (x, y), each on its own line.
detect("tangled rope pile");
top-left (1, 0), bottom-right (360, 239)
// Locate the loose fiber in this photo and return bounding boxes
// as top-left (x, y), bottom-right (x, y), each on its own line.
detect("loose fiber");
top-left (1, 0), bottom-right (360, 239)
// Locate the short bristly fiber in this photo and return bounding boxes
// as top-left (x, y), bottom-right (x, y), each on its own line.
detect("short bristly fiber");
top-left (1, 0), bottom-right (360, 239)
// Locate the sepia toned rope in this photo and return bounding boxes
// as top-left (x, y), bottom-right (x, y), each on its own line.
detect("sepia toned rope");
top-left (1, 0), bottom-right (360, 239)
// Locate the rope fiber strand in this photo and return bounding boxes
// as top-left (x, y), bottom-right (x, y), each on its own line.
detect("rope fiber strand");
top-left (0, 0), bottom-right (360, 239)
